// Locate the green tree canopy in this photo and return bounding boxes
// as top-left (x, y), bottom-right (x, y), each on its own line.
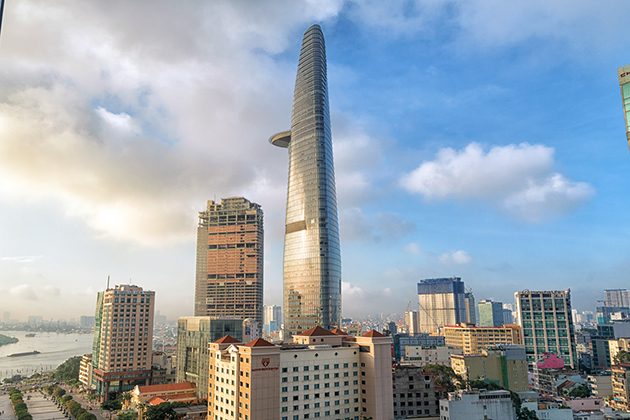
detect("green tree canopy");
top-left (423, 364), bottom-right (464, 392)
top-left (53, 387), bottom-right (66, 398)
top-left (54, 356), bottom-right (82, 382)
top-left (614, 350), bottom-right (630, 365)
top-left (568, 384), bottom-right (591, 398)
top-left (101, 399), bottom-right (122, 413)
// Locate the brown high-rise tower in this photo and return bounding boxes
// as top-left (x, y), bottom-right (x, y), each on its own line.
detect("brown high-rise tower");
top-left (193, 197), bottom-right (263, 327)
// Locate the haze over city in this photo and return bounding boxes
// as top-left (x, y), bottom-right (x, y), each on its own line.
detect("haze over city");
top-left (1, 0), bottom-right (630, 321)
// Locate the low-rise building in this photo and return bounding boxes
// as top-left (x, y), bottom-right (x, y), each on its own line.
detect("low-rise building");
top-left (521, 400), bottom-right (573, 420)
top-left (208, 327), bottom-right (394, 420)
top-left (611, 363), bottom-right (630, 410)
top-left (450, 345), bottom-right (529, 392)
top-left (443, 323), bottom-right (522, 355)
top-left (130, 382), bottom-right (197, 407)
top-left (393, 334), bottom-right (445, 362)
top-left (587, 374), bottom-right (613, 398)
top-left (404, 345), bottom-right (461, 367)
top-left (439, 389), bottom-right (516, 420)
top-left (392, 365), bottom-right (441, 418)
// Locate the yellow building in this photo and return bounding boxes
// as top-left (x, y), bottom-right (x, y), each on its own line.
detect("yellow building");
top-left (450, 346), bottom-right (529, 392)
top-left (611, 363), bottom-right (630, 410)
top-left (443, 323), bottom-right (522, 355)
top-left (208, 327), bottom-right (394, 420)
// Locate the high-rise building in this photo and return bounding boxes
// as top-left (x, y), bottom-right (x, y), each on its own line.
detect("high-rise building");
top-left (264, 305), bottom-right (282, 326)
top-left (618, 65), bottom-right (630, 153)
top-left (404, 310), bottom-right (420, 336)
top-left (605, 289), bottom-right (630, 308)
top-left (270, 24), bottom-right (342, 337)
top-left (2, 311), bottom-right (9, 324)
top-left (91, 284), bottom-right (154, 401)
top-left (193, 197), bottom-right (264, 328)
top-left (80, 315), bottom-right (95, 329)
top-left (175, 316), bottom-right (244, 399)
top-left (515, 289), bottom-right (577, 367)
top-left (478, 299), bottom-right (504, 327)
top-left (417, 277), bottom-right (467, 334)
top-left (464, 291), bottom-right (476, 325)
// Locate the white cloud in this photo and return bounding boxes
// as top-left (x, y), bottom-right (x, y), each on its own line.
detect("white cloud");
top-left (43, 285), bottom-right (61, 296)
top-left (400, 142), bottom-right (593, 221)
top-left (403, 243), bottom-right (423, 255)
top-left (342, 281), bottom-right (366, 297)
top-left (10, 284), bottom-right (38, 300)
top-left (1, 256), bottom-right (42, 263)
top-left (340, 208), bottom-right (415, 242)
top-left (439, 250), bottom-right (473, 265)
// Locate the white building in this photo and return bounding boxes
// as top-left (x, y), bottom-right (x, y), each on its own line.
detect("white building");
top-left (404, 345), bottom-right (462, 367)
top-left (439, 390), bottom-right (515, 420)
top-left (522, 401), bottom-right (573, 420)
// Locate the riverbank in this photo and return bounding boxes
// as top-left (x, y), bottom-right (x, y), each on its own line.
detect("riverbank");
top-left (0, 334), bottom-right (19, 347)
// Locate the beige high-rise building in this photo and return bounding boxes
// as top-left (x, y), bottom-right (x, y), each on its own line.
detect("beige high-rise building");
top-left (194, 198), bottom-right (264, 328)
top-left (443, 323), bottom-right (522, 355)
top-left (208, 326), bottom-right (393, 420)
top-left (91, 284), bottom-right (155, 402)
top-left (417, 278), bottom-right (467, 334)
top-left (404, 310), bottom-right (420, 336)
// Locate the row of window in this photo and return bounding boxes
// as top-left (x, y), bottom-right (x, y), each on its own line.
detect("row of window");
top-left (282, 372), bottom-right (357, 381)
top-left (280, 407), bottom-right (356, 420)
top-left (282, 399), bottom-right (358, 411)
top-left (282, 363), bottom-right (361, 372)
top-left (281, 381), bottom-right (359, 392)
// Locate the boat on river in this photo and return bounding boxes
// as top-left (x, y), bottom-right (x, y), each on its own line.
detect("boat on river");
top-left (7, 350), bottom-right (41, 357)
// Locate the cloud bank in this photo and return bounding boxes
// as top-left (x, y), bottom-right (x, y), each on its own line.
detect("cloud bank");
top-left (400, 143), bottom-right (594, 222)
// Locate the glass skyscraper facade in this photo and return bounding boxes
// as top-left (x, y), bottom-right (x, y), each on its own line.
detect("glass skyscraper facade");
top-left (271, 25), bottom-right (341, 336)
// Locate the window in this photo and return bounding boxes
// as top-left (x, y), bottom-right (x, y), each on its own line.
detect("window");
top-left (282, 377), bottom-right (288, 383)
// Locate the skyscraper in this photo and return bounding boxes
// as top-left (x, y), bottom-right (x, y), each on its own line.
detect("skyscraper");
top-left (194, 197), bottom-right (264, 328)
top-left (515, 289), bottom-right (577, 367)
top-left (417, 277), bottom-right (467, 334)
top-left (271, 25), bottom-right (341, 336)
top-left (605, 289), bottom-right (630, 308)
top-left (618, 65), bottom-right (630, 153)
top-left (91, 284), bottom-right (154, 401)
top-left (478, 299), bottom-right (504, 327)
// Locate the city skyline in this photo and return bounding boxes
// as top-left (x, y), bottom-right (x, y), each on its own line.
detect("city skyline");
top-left (1, 2), bottom-right (630, 320)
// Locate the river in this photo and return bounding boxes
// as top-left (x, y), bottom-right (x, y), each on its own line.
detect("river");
top-left (0, 331), bottom-right (93, 380)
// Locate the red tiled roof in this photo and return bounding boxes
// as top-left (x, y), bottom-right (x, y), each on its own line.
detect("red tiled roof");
top-left (146, 392), bottom-right (198, 405)
top-left (215, 335), bottom-right (241, 344)
top-left (295, 326), bottom-right (336, 337)
top-left (244, 338), bottom-right (276, 347)
top-left (137, 382), bottom-right (196, 394)
top-left (330, 328), bottom-right (348, 336)
top-left (362, 330), bottom-right (385, 338)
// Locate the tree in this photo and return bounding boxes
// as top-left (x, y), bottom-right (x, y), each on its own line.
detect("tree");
top-left (518, 407), bottom-right (540, 420)
top-left (102, 399), bottom-right (122, 420)
top-left (120, 392), bottom-right (132, 410)
top-left (53, 387), bottom-right (66, 398)
top-left (568, 384), bottom-right (591, 398)
top-left (614, 350), bottom-right (630, 365)
top-left (119, 410), bottom-right (139, 420)
top-left (144, 402), bottom-right (188, 420)
top-left (54, 356), bottom-right (82, 383)
top-left (423, 364), bottom-right (464, 392)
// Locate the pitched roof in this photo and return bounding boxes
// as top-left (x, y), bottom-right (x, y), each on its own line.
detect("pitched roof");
top-left (244, 337), bottom-right (276, 347)
top-left (146, 392), bottom-right (198, 405)
top-left (295, 326), bottom-right (336, 337)
top-left (330, 328), bottom-right (348, 336)
top-left (215, 335), bottom-right (241, 344)
top-left (137, 382), bottom-right (196, 394)
top-left (362, 329), bottom-right (385, 338)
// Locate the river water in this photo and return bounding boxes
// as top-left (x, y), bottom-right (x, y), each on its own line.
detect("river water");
top-left (0, 331), bottom-right (93, 380)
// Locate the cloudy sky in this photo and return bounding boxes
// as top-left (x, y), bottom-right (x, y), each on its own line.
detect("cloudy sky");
top-left (1, 0), bottom-right (630, 322)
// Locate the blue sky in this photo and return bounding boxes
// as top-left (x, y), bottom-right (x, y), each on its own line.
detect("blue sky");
top-left (1, 0), bottom-right (630, 321)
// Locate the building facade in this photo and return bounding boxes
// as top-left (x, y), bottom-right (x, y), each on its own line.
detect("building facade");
top-left (392, 366), bottom-right (440, 418)
top-left (478, 299), bottom-right (504, 327)
top-left (443, 324), bottom-right (522, 355)
top-left (515, 290), bottom-right (577, 367)
top-left (393, 334), bottom-right (446, 362)
top-left (91, 284), bottom-right (154, 401)
top-left (404, 311), bottom-right (420, 336)
top-left (417, 277), bottom-right (467, 334)
top-left (450, 346), bottom-right (529, 392)
top-left (207, 327), bottom-right (393, 420)
top-left (611, 363), bottom-right (630, 411)
top-left (439, 390), bottom-right (516, 420)
top-left (605, 289), bottom-right (630, 308)
top-left (194, 198), bottom-right (264, 328)
top-left (618, 65), bottom-right (630, 153)
top-left (403, 345), bottom-right (462, 367)
top-left (271, 25), bottom-right (342, 337)
top-left (176, 316), bottom-right (244, 399)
